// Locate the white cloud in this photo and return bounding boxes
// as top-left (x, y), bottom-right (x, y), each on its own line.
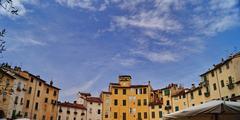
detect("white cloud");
top-left (0, 0), bottom-right (38, 17)
top-left (56, 0), bottom-right (240, 63)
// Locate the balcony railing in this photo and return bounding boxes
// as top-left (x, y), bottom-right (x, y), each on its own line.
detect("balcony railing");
top-left (165, 105), bottom-right (171, 111)
top-left (227, 82), bottom-right (234, 90)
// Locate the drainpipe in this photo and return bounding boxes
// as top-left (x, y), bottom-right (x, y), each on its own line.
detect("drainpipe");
top-left (215, 70), bottom-right (222, 100)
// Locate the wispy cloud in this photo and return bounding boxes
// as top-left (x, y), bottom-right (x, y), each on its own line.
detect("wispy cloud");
top-left (61, 72), bottom-right (103, 97)
top-left (55, 0), bottom-right (240, 63)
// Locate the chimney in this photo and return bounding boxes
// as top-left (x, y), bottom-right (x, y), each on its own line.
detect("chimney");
top-left (192, 84), bottom-right (195, 89)
top-left (221, 58), bottom-right (224, 62)
top-left (36, 75), bottom-right (40, 78)
top-left (50, 81), bottom-right (53, 86)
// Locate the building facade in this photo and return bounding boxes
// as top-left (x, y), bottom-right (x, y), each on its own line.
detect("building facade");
top-left (57, 101), bottom-right (87, 120)
top-left (77, 92), bottom-right (102, 120)
top-left (101, 75), bottom-right (152, 120)
top-left (0, 64), bottom-right (60, 120)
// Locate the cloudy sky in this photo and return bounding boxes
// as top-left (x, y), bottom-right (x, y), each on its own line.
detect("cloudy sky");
top-left (0, 0), bottom-right (240, 101)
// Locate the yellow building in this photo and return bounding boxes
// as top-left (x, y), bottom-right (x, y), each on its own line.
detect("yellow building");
top-left (102, 75), bottom-right (152, 120)
top-left (1, 65), bottom-right (60, 120)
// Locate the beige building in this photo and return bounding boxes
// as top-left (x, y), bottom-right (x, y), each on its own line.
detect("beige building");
top-left (0, 69), bottom-right (16, 119)
top-left (77, 92), bottom-right (102, 120)
top-left (57, 101), bottom-right (87, 120)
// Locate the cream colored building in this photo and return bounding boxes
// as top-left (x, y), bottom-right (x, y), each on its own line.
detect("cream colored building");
top-left (4, 69), bottom-right (28, 119)
top-left (57, 101), bottom-right (87, 120)
top-left (77, 92), bottom-right (102, 120)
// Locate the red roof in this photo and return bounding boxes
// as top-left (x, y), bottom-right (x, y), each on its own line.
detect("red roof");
top-left (79, 92), bottom-right (91, 96)
top-left (58, 102), bottom-right (86, 110)
top-left (86, 97), bottom-right (102, 103)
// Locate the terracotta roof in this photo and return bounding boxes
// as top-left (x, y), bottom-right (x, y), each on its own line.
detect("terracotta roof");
top-left (119, 75), bottom-right (132, 79)
top-left (111, 84), bottom-right (149, 88)
top-left (79, 92), bottom-right (91, 96)
top-left (101, 91), bottom-right (111, 94)
top-left (86, 97), bottom-right (102, 103)
top-left (0, 69), bottom-right (15, 79)
top-left (58, 102), bottom-right (86, 110)
top-left (110, 83), bottom-right (120, 85)
top-left (200, 52), bottom-right (240, 76)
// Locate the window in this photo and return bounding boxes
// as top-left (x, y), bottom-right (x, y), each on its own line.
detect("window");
top-left (192, 104), bottom-right (195, 106)
top-left (143, 99), bottom-right (147, 106)
top-left (190, 92), bottom-right (194, 99)
top-left (123, 89), bottom-right (126, 95)
top-left (37, 90), bottom-right (40, 97)
top-left (159, 105), bottom-right (162, 109)
top-left (137, 99), bottom-right (141, 106)
top-left (14, 96), bottom-right (18, 104)
top-left (213, 83), bottom-right (217, 91)
top-left (24, 112), bottom-right (28, 117)
top-left (226, 62), bottom-right (229, 69)
top-left (105, 115), bottom-right (108, 118)
top-left (139, 89), bottom-right (142, 94)
top-left (219, 80), bottom-right (225, 88)
top-left (31, 77), bottom-right (34, 82)
top-left (198, 89), bottom-right (202, 96)
top-left (138, 112), bottom-right (141, 119)
top-left (159, 111), bottom-right (163, 118)
top-left (45, 98), bottom-right (48, 103)
top-left (143, 88), bottom-right (147, 94)
top-left (211, 71), bottom-right (215, 77)
top-left (98, 109), bottom-right (101, 114)
top-left (54, 91), bottom-right (57, 96)
top-left (58, 115), bottom-right (61, 120)
top-left (122, 112), bottom-right (126, 120)
top-left (114, 89), bottom-right (118, 94)
top-left (136, 89), bottom-right (138, 94)
top-left (114, 99), bottom-right (118, 106)
top-left (122, 100), bottom-right (126, 106)
top-left (35, 102), bottom-right (39, 110)
top-left (46, 88), bottom-right (49, 94)
top-left (151, 105), bottom-right (154, 109)
top-left (26, 100), bottom-right (30, 108)
top-left (20, 98), bottom-right (23, 105)
top-left (152, 112), bottom-right (155, 118)
top-left (228, 76), bottom-right (233, 83)
top-left (144, 112), bottom-right (147, 119)
top-left (42, 115), bottom-right (45, 120)
top-left (166, 100), bottom-right (170, 105)
top-left (182, 94), bottom-right (186, 98)
top-left (219, 67), bottom-right (222, 73)
top-left (39, 82), bottom-right (42, 86)
top-left (114, 112), bottom-right (117, 119)
top-left (33, 114), bottom-right (37, 119)
top-left (28, 87), bottom-right (32, 94)
top-left (175, 106), bottom-right (179, 112)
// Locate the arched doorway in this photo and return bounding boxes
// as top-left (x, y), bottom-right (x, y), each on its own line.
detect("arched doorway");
top-left (0, 110), bottom-right (5, 118)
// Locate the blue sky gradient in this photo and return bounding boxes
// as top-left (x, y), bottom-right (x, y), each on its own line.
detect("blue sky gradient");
top-left (0, 0), bottom-right (240, 101)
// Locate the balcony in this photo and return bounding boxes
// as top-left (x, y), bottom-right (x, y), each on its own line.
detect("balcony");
top-left (165, 105), bottom-right (172, 111)
top-left (204, 92), bottom-right (210, 97)
top-left (227, 82), bottom-right (234, 90)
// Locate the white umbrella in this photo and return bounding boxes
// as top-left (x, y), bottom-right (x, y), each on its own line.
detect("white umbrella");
top-left (163, 100), bottom-right (240, 120)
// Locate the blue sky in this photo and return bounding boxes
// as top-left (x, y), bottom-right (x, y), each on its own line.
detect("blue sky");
top-left (0, 0), bottom-right (240, 101)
